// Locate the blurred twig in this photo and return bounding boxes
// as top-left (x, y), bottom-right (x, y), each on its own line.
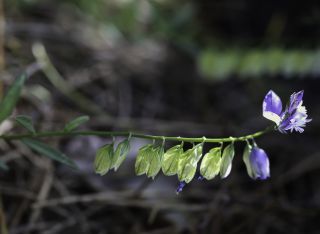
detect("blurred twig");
top-left (0, 80), bottom-right (3, 101)
top-left (32, 43), bottom-right (110, 117)
top-left (0, 195), bottom-right (8, 234)
top-left (0, 3), bottom-right (7, 231)
top-left (0, 184), bottom-right (36, 200)
top-left (0, 0), bottom-right (5, 70)
top-left (32, 191), bottom-right (207, 212)
top-left (28, 160), bottom-right (54, 228)
top-left (42, 218), bottom-right (77, 234)
top-left (0, 0), bottom-right (4, 101)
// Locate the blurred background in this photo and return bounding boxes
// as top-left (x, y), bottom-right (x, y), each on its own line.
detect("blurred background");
top-left (1, 0), bottom-right (320, 233)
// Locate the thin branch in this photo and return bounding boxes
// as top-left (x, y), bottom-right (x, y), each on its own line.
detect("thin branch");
top-left (0, 126), bottom-right (273, 143)
top-left (32, 192), bottom-right (208, 212)
top-left (32, 43), bottom-right (109, 116)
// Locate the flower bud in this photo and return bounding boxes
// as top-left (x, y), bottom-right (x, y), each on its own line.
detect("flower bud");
top-left (176, 181), bottom-right (186, 194)
top-left (249, 147), bottom-right (270, 180)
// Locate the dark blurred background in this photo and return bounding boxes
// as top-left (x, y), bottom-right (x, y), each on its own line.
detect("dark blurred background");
top-left (0, 0), bottom-right (320, 233)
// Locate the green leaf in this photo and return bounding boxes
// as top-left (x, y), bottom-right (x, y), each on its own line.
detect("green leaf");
top-left (135, 144), bottom-right (153, 176)
top-left (0, 160), bottom-right (9, 171)
top-left (178, 143), bottom-right (203, 183)
top-left (0, 73), bottom-right (27, 124)
top-left (15, 115), bottom-right (36, 134)
top-left (113, 139), bottom-right (130, 171)
top-left (94, 143), bottom-right (114, 175)
top-left (21, 138), bottom-right (77, 169)
top-left (162, 145), bottom-right (183, 176)
top-left (200, 147), bottom-right (221, 180)
top-left (242, 142), bottom-right (254, 178)
top-left (146, 145), bottom-right (164, 179)
top-left (220, 143), bottom-right (235, 179)
top-left (64, 115), bottom-right (90, 132)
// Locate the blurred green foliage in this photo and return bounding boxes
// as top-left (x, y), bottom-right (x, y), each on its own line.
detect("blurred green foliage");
top-left (8, 0), bottom-right (197, 43)
top-left (7, 0), bottom-right (320, 80)
top-left (198, 48), bottom-right (320, 80)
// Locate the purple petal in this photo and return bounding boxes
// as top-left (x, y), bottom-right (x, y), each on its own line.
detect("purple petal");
top-left (249, 147), bottom-right (270, 180)
top-left (176, 181), bottom-right (186, 194)
top-left (278, 104), bottom-right (311, 133)
top-left (278, 117), bottom-right (291, 133)
top-left (197, 175), bottom-right (204, 181)
top-left (263, 90), bottom-right (283, 125)
top-left (288, 90), bottom-right (304, 114)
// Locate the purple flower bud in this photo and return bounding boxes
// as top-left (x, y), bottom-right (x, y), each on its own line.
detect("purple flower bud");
top-left (195, 172), bottom-right (204, 181)
top-left (176, 181), bottom-right (186, 194)
top-left (249, 147), bottom-right (270, 180)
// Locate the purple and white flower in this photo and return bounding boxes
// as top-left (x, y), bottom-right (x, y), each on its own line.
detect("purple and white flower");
top-left (249, 147), bottom-right (270, 180)
top-left (263, 90), bottom-right (311, 133)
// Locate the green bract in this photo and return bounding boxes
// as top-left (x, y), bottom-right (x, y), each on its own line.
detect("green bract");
top-left (220, 143), bottom-right (235, 179)
top-left (113, 139), bottom-right (130, 171)
top-left (242, 142), bottom-right (254, 178)
top-left (162, 144), bottom-right (183, 176)
top-left (135, 144), bottom-right (164, 179)
top-left (135, 144), bottom-right (153, 176)
top-left (146, 145), bottom-right (164, 179)
top-left (177, 143), bottom-right (203, 183)
top-left (94, 143), bottom-right (114, 175)
top-left (200, 147), bottom-right (221, 180)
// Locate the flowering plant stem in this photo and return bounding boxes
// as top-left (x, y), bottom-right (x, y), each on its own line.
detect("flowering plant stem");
top-left (0, 126), bottom-right (274, 143)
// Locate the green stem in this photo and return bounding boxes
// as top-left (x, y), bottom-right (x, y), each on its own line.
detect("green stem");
top-left (0, 126), bottom-right (274, 143)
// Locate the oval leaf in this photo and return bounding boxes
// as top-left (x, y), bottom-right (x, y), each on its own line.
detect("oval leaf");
top-left (113, 139), bottom-right (130, 171)
top-left (21, 138), bottom-right (77, 168)
top-left (200, 147), bottom-right (221, 180)
top-left (162, 145), bottom-right (183, 176)
top-left (178, 143), bottom-right (203, 183)
top-left (64, 115), bottom-right (90, 132)
top-left (220, 143), bottom-right (235, 179)
top-left (242, 143), bottom-right (254, 178)
top-left (0, 73), bottom-right (27, 124)
top-left (146, 145), bottom-right (164, 179)
top-left (15, 115), bottom-right (36, 134)
top-left (94, 144), bottom-right (114, 175)
top-left (135, 144), bottom-right (152, 176)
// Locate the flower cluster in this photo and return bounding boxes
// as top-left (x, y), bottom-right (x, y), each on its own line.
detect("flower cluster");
top-left (263, 90), bottom-right (311, 133)
top-left (244, 90), bottom-right (312, 181)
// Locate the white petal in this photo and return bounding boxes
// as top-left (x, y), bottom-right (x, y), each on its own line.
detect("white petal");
top-left (263, 111), bottom-right (281, 125)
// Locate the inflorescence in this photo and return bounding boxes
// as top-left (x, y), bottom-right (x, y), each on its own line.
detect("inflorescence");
top-left (0, 85), bottom-right (312, 193)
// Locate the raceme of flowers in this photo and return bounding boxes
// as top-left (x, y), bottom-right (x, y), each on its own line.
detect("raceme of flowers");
top-left (93, 90), bottom-right (311, 193)
top-left (0, 73), bottom-right (311, 193)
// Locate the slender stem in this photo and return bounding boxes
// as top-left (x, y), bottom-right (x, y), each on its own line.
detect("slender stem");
top-left (0, 126), bottom-right (274, 143)
top-left (32, 43), bottom-right (107, 116)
